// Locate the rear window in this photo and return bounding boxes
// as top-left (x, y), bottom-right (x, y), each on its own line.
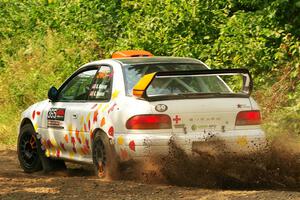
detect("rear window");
top-left (146, 75), bottom-right (231, 97)
top-left (124, 63), bottom-right (212, 95)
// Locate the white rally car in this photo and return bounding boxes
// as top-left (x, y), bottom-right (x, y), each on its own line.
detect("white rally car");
top-left (17, 50), bottom-right (266, 177)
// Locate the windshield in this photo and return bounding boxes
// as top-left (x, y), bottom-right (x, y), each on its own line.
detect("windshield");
top-left (124, 63), bottom-right (213, 95)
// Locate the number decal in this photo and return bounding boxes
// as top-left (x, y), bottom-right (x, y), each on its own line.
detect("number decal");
top-left (47, 108), bottom-right (65, 121)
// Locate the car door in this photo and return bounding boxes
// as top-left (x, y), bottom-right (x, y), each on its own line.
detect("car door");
top-left (42, 65), bottom-right (114, 162)
top-left (65, 65), bottom-right (113, 162)
top-left (42, 67), bottom-right (99, 160)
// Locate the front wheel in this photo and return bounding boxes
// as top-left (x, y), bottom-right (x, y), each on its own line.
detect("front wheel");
top-left (17, 124), bottom-right (42, 173)
top-left (92, 132), bottom-right (119, 179)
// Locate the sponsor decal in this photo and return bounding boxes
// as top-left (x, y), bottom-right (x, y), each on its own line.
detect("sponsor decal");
top-left (47, 108), bottom-right (65, 128)
top-left (48, 120), bottom-right (63, 129)
top-left (47, 108), bottom-right (65, 121)
top-left (189, 117), bottom-right (221, 122)
top-left (155, 104), bottom-right (168, 112)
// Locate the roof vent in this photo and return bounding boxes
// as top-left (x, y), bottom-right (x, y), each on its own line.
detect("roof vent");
top-left (112, 50), bottom-right (153, 58)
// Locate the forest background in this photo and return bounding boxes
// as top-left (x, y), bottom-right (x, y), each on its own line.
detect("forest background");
top-left (0, 0), bottom-right (299, 146)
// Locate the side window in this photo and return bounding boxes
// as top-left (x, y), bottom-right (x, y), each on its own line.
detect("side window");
top-left (88, 66), bottom-right (113, 100)
top-left (57, 69), bottom-right (98, 101)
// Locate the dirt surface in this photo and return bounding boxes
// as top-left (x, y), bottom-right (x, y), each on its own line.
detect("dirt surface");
top-left (1, 146), bottom-right (300, 200)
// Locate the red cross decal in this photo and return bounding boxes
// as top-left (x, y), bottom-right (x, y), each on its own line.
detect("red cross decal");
top-left (173, 115), bottom-right (181, 124)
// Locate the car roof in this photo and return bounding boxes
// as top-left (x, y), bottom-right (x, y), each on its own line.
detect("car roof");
top-left (114, 56), bottom-right (203, 65)
top-left (80, 56), bottom-right (207, 71)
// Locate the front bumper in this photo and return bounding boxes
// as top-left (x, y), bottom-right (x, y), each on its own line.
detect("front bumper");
top-left (114, 129), bottom-right (267, 161)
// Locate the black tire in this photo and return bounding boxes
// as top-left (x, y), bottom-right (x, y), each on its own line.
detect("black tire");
top-left (17, 124), bottom-right (42, 173)
top-left (92, 132), bottom-right (119, 179)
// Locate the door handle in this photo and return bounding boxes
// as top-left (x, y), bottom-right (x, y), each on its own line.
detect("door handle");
top-left (72, 114), bottom-right (78, 119)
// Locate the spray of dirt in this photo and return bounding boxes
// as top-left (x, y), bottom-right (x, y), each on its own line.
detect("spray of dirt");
top-left (115, 135), bottom-right (300, 189)
top-left (117, 158), bottom-right (167, 184)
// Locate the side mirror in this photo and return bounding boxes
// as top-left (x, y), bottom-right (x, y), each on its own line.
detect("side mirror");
top-left (48, 86), bottom-right (58, 101)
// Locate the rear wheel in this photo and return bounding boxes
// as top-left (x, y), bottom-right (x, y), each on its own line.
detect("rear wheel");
top-left (92, 132), bottom-right (119, 179)
top-left (17, 124), bottom-right (42, 173)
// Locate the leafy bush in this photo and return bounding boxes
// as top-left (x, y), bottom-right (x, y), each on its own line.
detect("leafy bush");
top-left (0, 0), bottom-right (299, 145)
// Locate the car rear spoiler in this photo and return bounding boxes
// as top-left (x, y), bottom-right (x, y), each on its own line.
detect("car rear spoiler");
top-left (132, 68), bottom-right (253, 99)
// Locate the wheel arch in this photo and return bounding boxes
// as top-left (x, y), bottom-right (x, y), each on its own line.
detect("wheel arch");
top-left (19, 118), bottom-right (34, 132)
top-left (92, 128), bottom-right (109, 141)
top-left (91, 127), bottom-right (117, 152)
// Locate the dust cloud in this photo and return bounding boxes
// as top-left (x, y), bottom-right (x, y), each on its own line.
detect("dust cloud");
top-left (116, 136), bottom-right (300, 189)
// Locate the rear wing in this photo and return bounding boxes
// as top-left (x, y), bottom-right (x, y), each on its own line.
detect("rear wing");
top-left (132, 69), bottom-right (253, 100)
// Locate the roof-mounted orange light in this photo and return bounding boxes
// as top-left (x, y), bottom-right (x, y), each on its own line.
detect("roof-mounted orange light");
top-left (112, 50), bottom-right (153, 58)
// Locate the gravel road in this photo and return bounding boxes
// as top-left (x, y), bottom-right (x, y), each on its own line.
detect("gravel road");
top-left (1, 145), bottom-right (300, 200)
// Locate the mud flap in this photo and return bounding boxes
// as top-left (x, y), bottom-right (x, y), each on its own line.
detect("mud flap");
top-left (34, 133), bottom-right (53, 172)
top-left (34, 133), bottom-right (66, 172)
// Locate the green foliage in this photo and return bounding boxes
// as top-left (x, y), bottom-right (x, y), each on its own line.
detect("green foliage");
top-left (264, 101), bottom-right (300, 140)
top-left (0, 0), bottom-right (299, 145)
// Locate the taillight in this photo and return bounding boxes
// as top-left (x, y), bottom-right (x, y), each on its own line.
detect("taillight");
top-left (235, 110), bottom-right (261, 126)
top-left (126, 114), bottom-right (172, 129)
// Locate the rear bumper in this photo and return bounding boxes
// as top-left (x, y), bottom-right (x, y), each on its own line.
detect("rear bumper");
top-left (114, 129), bottom-right (267, 161)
